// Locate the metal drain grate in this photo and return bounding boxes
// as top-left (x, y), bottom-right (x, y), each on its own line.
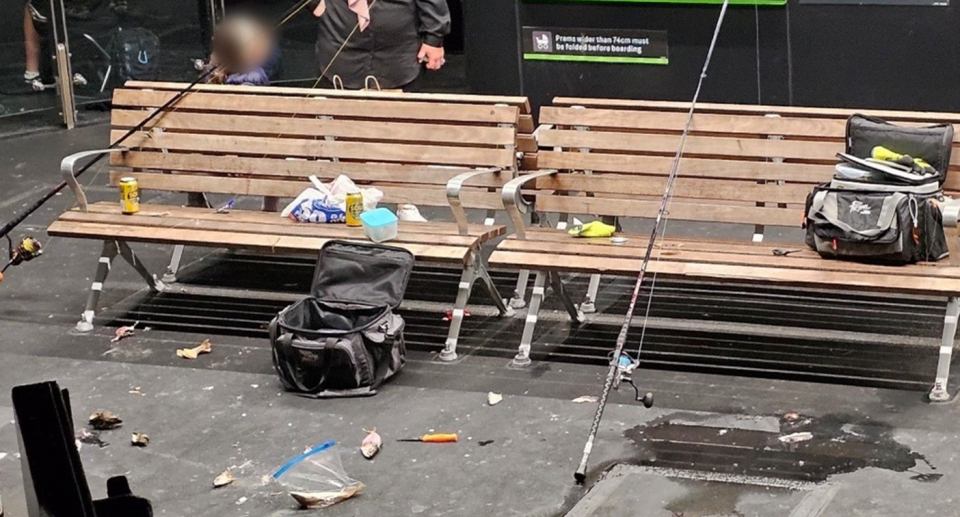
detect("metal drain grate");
top-left (100, 253), bottom-right (943, 390)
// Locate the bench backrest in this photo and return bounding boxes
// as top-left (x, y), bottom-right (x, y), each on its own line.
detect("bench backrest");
top-left (108, 82), bottom-right (526, 210)
top-left (533, 98), bottom-right (960, 234)
top-left (126, 81), bottom-right (538, 162)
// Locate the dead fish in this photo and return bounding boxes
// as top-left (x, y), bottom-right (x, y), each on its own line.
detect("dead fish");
top-left (779, 431), bottom-right (813, 444)
top-left (361, 429), bottom-right (381, 460)
top-left (213, 469), bottom-right (236, 488)
top-left (131, 433), bottom-right (150, 447)
top-left (89, 411), bottom-right (123, 430)
top-left (177, 339), bottom-right (212, 360)
top-left (111, 322), bottom-right (139, 343)
top-left (290, 483), bottom-right (363, 509)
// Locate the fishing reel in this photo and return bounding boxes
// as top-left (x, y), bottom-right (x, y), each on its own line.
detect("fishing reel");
top-left (613, 353), bottom-right (654, 409)
top-left (1, 236), bottom-right (43, 279)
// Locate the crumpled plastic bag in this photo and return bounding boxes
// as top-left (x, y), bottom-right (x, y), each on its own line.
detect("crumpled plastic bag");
top-left (273, 441), bottom-right (364, 509)
top-left (325, 175), bottom-right (383, 212)
top-left (282, 188), bottom-right (346, 223)
top-left (282, 175), bottom-right (383, 223)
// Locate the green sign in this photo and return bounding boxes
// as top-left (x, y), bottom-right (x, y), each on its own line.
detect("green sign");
top-left (523, 27), bottom-right (670, 66)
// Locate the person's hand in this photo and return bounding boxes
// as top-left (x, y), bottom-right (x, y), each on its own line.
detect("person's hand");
top-left (418, 43), bottom-right (445, 71)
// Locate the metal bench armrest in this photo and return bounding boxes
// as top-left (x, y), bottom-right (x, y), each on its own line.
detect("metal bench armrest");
top-left (61, 148), bottom-right (128, 212)
top-left (942, 198), bottom-right (960, 267)
top-left (446, 167), bottom-right (502, 236)
top-left (501, 170), bottom-right (557, 240)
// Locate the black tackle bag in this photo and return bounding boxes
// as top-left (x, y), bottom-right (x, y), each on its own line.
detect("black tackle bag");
top-left (270, 241), bottom-right (414, 398)
top-left (846, 114), bottom-right (953, 185)
top-left (804, 115), bottom-right (954, 264)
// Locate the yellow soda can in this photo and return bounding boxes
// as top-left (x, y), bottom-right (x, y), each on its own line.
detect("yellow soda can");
top-left (346, 189), bottom-right (363, 227)
top-left (119, 177), bottom-right (140, 215)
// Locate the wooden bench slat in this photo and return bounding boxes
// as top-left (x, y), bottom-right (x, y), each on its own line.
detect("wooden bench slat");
top-left (111, 172), bottom-right (505, 209)
top-left (58, 210), bottom-right (487, 247)
top-left (126, 81), bottom-right (532, 114)
top-left (111, 153), bottom-right (511, 187)
top-left (539, 150), bottom-right (960, 198)
top-left (497, 238), bottom-right (960, 279)
top-left (78, 202), bottom-right (503, 240)
top-left (540, 107), bottom-right (850, 138)
top-left (518, 115), bottom-right (535, 134)
top-left (516, 135), bottom-right (537, 153)
top-left (553, 97), bottom-right (960, 124)
top-left (113, 90), bottom-right (520, 125)
top-left (488, 250), bottom-right (960, 295)
top-left (113, 130), bottom-right (516, 168)
top-left (539, 128), bottom-right (848, 162)
top-left (515, 230), bottom-right (798, 256)
top-left (535, 194), bottom-right (798, 227)
top-left (534, 175), bottom-right (813, 204)
top-left (49, 221), bottom-right (472, 262)
top-left (537, 151), bottom-right (831, 183)
top-left (112, 110), bottom-right (517, 147)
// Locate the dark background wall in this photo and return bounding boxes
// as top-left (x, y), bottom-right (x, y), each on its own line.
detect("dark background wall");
top-left (464, 0), bottom-right (960, 114)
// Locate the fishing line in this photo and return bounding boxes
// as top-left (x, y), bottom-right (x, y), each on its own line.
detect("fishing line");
top-left (573, 0), bottom-right (732, 484)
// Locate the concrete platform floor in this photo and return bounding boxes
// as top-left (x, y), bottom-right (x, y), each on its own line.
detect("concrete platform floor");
top-left (1, 125), bottom-right (960, 516)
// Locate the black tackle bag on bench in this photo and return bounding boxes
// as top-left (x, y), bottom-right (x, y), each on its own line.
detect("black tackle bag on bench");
top-left (271, 241), bottom-right (414, 398)
top-left (804, 114), bottom-right (954, 265)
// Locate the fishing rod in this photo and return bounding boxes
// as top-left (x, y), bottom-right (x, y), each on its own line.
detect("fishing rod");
top-left (573, 0), bottom-right (732, 485)
top-left (0, 0), bottom-right (315, 242)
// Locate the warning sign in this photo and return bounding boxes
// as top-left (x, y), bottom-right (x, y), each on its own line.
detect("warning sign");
top-left (522, 27), bottom-right (669, 65)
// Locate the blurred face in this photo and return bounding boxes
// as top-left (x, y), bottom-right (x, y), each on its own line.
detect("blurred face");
top-left (212, 14), bottom-right (274, 74)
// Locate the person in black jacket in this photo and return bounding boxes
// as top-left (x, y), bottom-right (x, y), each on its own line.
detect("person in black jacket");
top-left (315, 0), bottom-right (451, 91)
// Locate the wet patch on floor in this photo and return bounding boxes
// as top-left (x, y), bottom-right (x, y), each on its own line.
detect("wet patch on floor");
top-left (623, 411), bottom-right (935, 483)
top-left (563, 412), bottom-right (939, 516)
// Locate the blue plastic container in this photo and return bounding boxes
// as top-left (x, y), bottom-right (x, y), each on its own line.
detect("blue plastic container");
top-left (359, 208), bottom-right (399, 243)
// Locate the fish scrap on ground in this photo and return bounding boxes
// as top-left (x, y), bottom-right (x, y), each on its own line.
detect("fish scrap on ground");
top-left (177, 339), bottom-right (213, 359)
top-left (88, 411), bottom-right (123, 430)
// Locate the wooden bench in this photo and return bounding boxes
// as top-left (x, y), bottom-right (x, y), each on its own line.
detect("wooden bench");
top-left (48, 82), bottom-right (524, 352)
top-left (480, 98), bottom-right (960, 402)
top-left (125, 81), bottom-right (539, 173)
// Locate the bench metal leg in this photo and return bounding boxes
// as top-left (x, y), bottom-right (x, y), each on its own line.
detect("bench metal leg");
top-left (510, 270), bottom-right (530, 309)
top-left (476, 255), bottom-right (513, 318)
top-left (484, 208), bottom-right (497, 227)
top-left (161, 245), bottom-right (185, 284)
top-left (187, 192), bottom-right (209, 208)
top-left (581, 274), bottom-right (602, 314)
top-left (549, 271), bottom-right (585, 323)
top-left (931, 296), bottom-right (960, 403)
top-left (75, 241), bottom-right (165, 334)
top-left (440, 251), bottom-right (513, 362)
top-left (511, 271), bottom-right (547, 368)
top-left (75, 241), bottom-right (119, 333)
top-left (117, 241), bottom-right (166, 293)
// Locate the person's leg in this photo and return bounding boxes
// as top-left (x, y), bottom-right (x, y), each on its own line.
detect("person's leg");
top-left (24, 5), bottom-right (42, 82)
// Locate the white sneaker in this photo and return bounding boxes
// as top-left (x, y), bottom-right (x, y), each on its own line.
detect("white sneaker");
top-left (73, 73), bottom-right (87, 86)
top-left (397, 204), bottom-right (428, 222)
top-left (24, 71), bottom-right (40, 83)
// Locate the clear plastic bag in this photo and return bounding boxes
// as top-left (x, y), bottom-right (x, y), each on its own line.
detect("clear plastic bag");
top-left (272, 441), bottom-right (364, 509)
top-left (323, 175), bottom-right (383, 212)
